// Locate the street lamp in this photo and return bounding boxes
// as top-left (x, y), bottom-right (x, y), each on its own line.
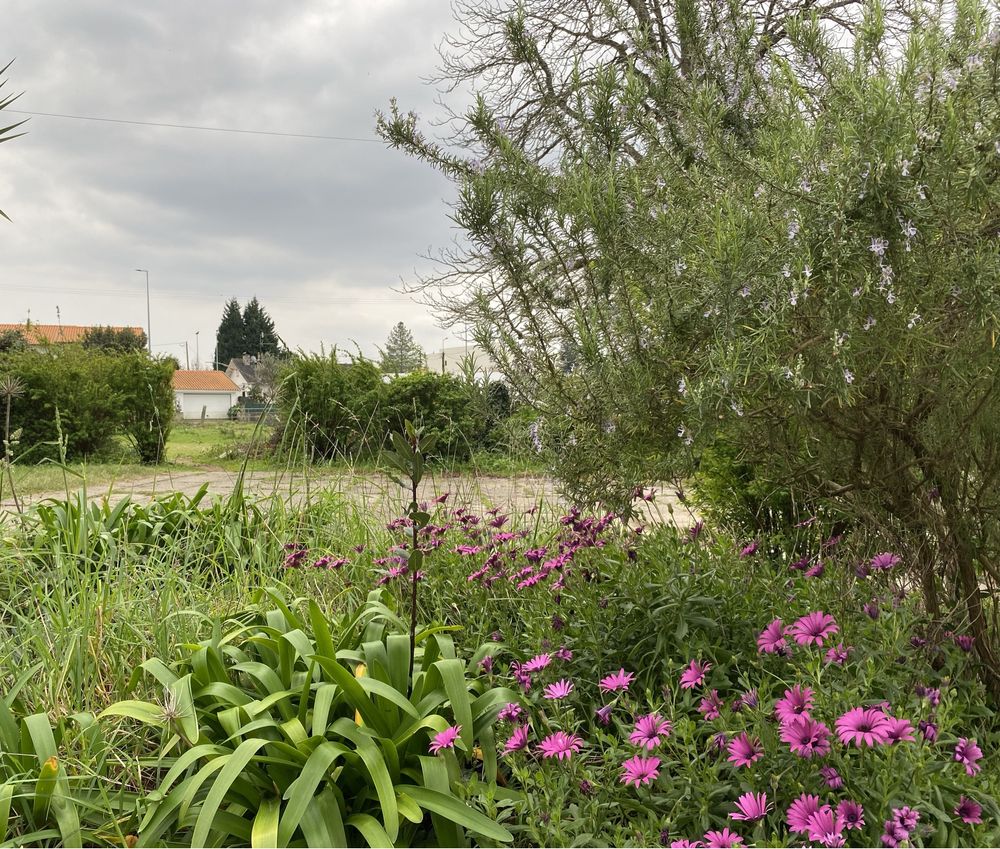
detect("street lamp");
top-left (135, 269), bottom-right (151, 354)
top-left (195, 331), bottom-right (200, 370)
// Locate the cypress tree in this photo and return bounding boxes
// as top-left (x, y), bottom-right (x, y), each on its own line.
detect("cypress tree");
top-left (215, 298), bottom-right (245, 369)
top-left (242, 296), bottom-right (280, 356)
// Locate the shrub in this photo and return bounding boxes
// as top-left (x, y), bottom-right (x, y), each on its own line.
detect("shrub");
top-left (115, 352), bottom-right (175, 463)
top-left (101, 589), bottom-right (515, 848)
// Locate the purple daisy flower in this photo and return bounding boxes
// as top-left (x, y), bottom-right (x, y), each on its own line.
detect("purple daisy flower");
top-left (429, 725), bottom-right (461, 754)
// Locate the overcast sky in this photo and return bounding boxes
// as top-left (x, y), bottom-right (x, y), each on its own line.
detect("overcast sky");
top-left (0, 2), bottom-right (465, 366)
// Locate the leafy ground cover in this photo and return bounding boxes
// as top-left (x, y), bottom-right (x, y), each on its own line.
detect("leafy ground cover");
top-left (0, 478), bottom-right (996, 846)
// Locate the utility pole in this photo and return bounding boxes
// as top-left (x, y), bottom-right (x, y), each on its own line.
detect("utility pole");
top-left (184, 341), bottom-right (190, 370)
top-left (196, 331), bottom-right (200, 370)
top-left (135, 269), bottom-right (152, 354)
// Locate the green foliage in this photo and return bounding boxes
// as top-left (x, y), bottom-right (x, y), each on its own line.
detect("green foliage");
top-left (280, 355), bottom-right (492, 462)
top-left (0, 347), bottom-right (174, 463)
top-left (242, 296), bottom-right (281, 357)
top-left (378, 322), bottom-right (426, 375)
top-left (100, 589), bottom-right (515, 848)
top-left (215, 298), bottom-right (246, 369)
top-left (81, 326), bottom-right (147, 353)
top-left (0, 328), bottom-right (26, 353)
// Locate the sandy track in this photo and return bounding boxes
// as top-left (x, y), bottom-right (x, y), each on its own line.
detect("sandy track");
top-left (1, 465), bottom-right (693, 527)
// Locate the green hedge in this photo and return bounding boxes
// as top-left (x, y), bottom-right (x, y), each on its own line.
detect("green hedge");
top-left (0, 347), bottom-right (175, 463)
top-left (279, 354), bottom-right (494, 461)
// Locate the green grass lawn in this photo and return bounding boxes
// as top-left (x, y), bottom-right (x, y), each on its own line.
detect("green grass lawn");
top-left (3, 420), bottom-right (274, 498)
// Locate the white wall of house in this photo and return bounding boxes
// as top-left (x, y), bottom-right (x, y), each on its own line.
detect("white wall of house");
top-left (175, 390), bottom-right (238, 419)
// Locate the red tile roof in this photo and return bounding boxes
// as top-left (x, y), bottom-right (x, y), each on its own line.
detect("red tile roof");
top-left (172, 370), bottom-right (240, 391)
top-left (0, 323), bottom-right (146, 344)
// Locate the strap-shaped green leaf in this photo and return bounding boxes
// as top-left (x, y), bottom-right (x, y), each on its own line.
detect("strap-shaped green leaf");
top-left (403, 785), bottom-right (513, 843)
top-left (0, 782), bottom-right (13, 844)
top-left (346, 813), bottom-right (394, 848)
top-left (299, 788), bottom-right (347, 848)
top-left (277, 741), bottom-right (348, 845)
top-left (432, 660), bottom-right (473, 748)
top-left (331, 719), bottom-right (399, 842)
top-left (98, 700), bottom-right (166, 729)
top-left (191, 737), bottom-right (272, 847)
top-left (311, 656), bottom-right (390, 735)
top-left (251, 797), bottom-right (280, 848)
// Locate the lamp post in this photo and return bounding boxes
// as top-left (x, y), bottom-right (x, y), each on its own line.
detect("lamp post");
top-left (195, 331), bottom-right (200, 370)
top-left (135, 269), bottom-right (151, 354)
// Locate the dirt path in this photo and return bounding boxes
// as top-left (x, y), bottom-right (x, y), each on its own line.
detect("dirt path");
top-left (0, 465), bottom-right (693, 527)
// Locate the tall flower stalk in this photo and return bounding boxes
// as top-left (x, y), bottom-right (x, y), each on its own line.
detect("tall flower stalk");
top-left (384, 420), bottom-right (438, 687)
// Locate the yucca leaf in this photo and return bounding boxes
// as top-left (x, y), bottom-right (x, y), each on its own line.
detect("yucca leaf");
top-left (346, 813), bottom-right (394, 849)
top-left (331, 719), bottom-right (399, 842)
top-left (251, 797), bottom-right (280, 848)
top-left (403, 785), bottom-right (512, 843)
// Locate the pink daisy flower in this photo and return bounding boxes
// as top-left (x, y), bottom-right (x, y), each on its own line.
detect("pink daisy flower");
top-left (730, 792), bottom-right (771, 822)
top-left (837, 800), bottom-right (865, 831)
top-left (883, 716), bottom-right (916, 744)
top-left (501, 724), bottom-right (530, 756)
top-left (825, 643), bottom-right (851, 665)
top-left (699, 690), bottom-right (724, 720)
top-left (955, 738), bottom-right (983, 775)
top-left (619, 754), bottom-right (661, 787)
top-left (680, 659), bottom-right (711, 689)
top-left (727, 732), bottom-right (763, 768)
top-left (521, 653), bottom-right (552, 673)
top-left (739, 541), bottom-right (759, 558)
top-left (788, 611), bottom-right (839, 646)
top-left (835, 707), bottom-right (890, 746)
top-left (779, 714), bottom-right (832, 758)
top-left (543, 679), bottom-right (574, 700)
top-left (599, 668), bottom-right (635, 693)
top-left (497, 702), bottom-right (524, 723)
top-left (870, 552), bottom-right (900, 571)
top-left (670, 842), bottom-right (704, 848)
top-left (806, 806), bottom-right (846, 847)
top-left (820, 766), bottom-right (842, 789)
top-left (787, 794), bottom-right (823, 835)
top-left (757, 619), bottom-right (789, 654)
top-left (538, 731), bottom-right (583, 760)
top-left (629, 713), bottom-right (672, 750)
top-left (774, 684), bottom-right (814, 724)
top-left (429, 725), bottom-right (461, 754)
top-left (954, 796), bottom-right (982, 825)
top-left (703, 828), bottom-right (743, 847)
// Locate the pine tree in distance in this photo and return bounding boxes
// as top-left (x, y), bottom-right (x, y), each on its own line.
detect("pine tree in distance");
top-left (242, 296), bottom-right (280, 357)
top-left (378, 322), bottom-right (426, 374)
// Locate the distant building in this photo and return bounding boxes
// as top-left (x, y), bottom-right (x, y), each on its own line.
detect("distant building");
top-left (0, 322), bottom-right (146, 346)
top-left (225, 355), bottom-right (259, 394)
top-left (172, 370), bottom-right (240, 419)
top-left (425, 345), bottom-right (496, 378)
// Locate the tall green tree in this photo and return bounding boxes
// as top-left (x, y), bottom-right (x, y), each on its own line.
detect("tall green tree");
top-left (82, 326), bottom-right (147, 353)
top-left (242, 296), bottom-right (280, 357)
top-left (215, 298), bottom-right (245, 369)
top-left (381, 1), bottom-right (1000, 694)
top-left (378, 322), bottom-right (426, 374)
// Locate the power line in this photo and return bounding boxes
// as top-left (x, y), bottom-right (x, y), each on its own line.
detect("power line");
top-left (7, 109), bottom-right (383, 143)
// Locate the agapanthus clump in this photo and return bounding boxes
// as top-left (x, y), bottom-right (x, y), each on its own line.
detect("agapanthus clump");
top-left (836, 707), bottom-right (891, 746)
top-left (788, 611), bottom-right (839, 646)
top-left (730, 792), bottom-right (771, 822)
top-left (620, 754), bottom-right (661, 787)
top-left (539, 731), bottom-right (583, 760)
top-left (680, 659), bottom-right (711, 689)
top-left (629, 713), bottom-right (672, 750)
top-left (727, 732), bottom-right (763, 767)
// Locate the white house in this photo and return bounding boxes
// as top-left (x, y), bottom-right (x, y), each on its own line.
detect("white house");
top-left (224, 355), bottom-right (259, 394)
top-left (425, 345), bottom-right (497, 378)
top-left (172, 370), bottom-right (240, 419)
